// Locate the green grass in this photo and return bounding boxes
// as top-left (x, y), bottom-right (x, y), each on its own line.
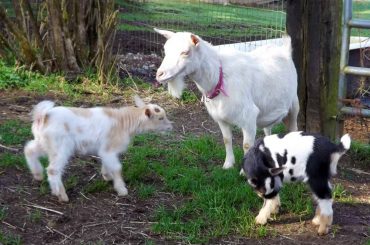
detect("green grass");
top-left (0, 231), bottom-right (22, 245)
top-left (353, 1), bottom-right (370, 20)
top-left (0, 120), bottom-right (30, 169)
top-left (38, 179), bottom-right (49, 195)
top-left (124, 133), bottom-right (312, 243)
top-left (0, 61), bottom-right (130, 103)
top-left (2, 118), bottom-right (369, 243)
top-left (83, 179), bottom-right (112, 194)
top-left (0, 153), bottom-right (26, 169)
top-left (350, 141), bottom-right (370, 161)
top-left (137, 183), bottom-right (156, 200)
top-left (28, 210), bottom-right (42, 223)
top-left (117, 0), bottom-right (285, 39)
top-left (352, 0), bottom-right (370, 37)
top-left (364, 238), bottom-right (370, 245)
top-left (117, 0), bottom-right (370, 40)
top-left (0, 206), bottom-right (7, 221)
top-left (0, 120), bottom-right (31, 146)
top-left (0, 61), bottom-right (64, 92)
top-left (65, 175), bottom-right (79, 191)
top-left (180, 90), bottom-right (198, 104)
top-left (333, 183), bottom-right (355, 204)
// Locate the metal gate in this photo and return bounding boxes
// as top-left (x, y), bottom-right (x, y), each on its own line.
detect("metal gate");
top-left (339, 0), bottom-right (370, 119)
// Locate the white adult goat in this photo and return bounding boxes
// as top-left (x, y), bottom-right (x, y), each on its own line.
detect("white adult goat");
top-left (155, 29), bottom-right (299, 169)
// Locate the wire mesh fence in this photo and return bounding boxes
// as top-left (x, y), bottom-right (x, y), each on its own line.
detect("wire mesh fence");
top-left (116, 0), bottom-right (286, 54)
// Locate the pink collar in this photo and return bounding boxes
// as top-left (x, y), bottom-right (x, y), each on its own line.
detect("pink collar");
top-left (206, 65), bottom-right (228, 99)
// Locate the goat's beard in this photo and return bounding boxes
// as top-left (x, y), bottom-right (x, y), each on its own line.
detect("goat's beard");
top-left (167, 76), bottom-right (186, 99)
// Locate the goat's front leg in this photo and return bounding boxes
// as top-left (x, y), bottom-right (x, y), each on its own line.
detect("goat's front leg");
top-left (241, 126), bottom-right (257, 154)
top-left (101, 165), bottom-right (113, 181)
top-left (255, 195), bottom-right (280, 225)
top-left (217, 121), bottom-right (234, 169)
top-left (100, 153), bottom-right (128, 196)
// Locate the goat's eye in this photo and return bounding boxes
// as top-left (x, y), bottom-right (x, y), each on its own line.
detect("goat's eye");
top-left (159, 117), bottom-right (164, 120)
top-left (181, 50), bottom-right (189, 56)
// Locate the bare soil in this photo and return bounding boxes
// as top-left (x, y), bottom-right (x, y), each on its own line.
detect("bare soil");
top-left (0, 91), bottom-right (369, 245)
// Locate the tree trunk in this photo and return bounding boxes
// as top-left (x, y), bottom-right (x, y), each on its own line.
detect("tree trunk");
top-left (46, 0), bottom-right (68, 71)
top-left (0, 5), bottom-right (46, 72)
top-left (0, 0), bottom-right (118, 83)
top-left (286, 0), bottom-right (343, 139)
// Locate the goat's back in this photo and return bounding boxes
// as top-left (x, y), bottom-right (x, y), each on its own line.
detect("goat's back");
top-left (217, 43), bottom-right (297, 127)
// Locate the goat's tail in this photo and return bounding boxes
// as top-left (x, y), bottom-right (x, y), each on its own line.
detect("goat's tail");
top-left (338, 134), bottom-right (351, 153)
top-left (31, 100), bottom-right (55, 123)
top-left (330, 134), bottom-right (351, 176)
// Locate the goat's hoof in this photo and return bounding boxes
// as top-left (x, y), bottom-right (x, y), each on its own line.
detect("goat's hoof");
top-left (222, 162), bottom-right (234, 169)
top-left (102, 173), bottom-right (113, 181)
top-left (33, 173), bottom-right (44, 181)
top-left (317, 226), bottom-right (329, 236)
top-left (116, 187), bottom-right (128, 196)
top-left (239, 169), bottom-right (246, 176)
top-left (312, 216), bottom-right (321, 226)
top-left (271, 207), bottom-right (280, 215)
top-left (255, 214), bottom-right (268, 225)
top-left (58, 193), bottom-right (69, 203)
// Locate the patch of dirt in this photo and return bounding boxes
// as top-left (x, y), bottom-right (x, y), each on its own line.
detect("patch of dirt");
top-left (0, 91), bottom-right (369, 244)
top-left (344, 116), bottom-right (370, 144)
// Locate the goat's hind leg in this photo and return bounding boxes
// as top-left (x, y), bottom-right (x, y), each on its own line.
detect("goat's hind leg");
top-left (309, 180), bottom-right (333, 235)
top-left (263, 127), bottom-right (272, 136)
top-left (316, 198), bottom-right (333, 235)
top-left (312, 205), bottom-right (321, 226)
top-left (285, 96), bottom-right (299, 132)
top-left (47, 153), bottom-right (70, 202)
top-left (25, 140), bottom-right (46, 181)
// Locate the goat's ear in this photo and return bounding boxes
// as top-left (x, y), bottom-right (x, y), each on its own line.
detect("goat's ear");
top-left (145, 108), bottom-right (152, 118)
top-left (268, 167), bottom-right (285, 176)
top-left (154, 28), bottom-right (175, 39)
top-left (134, 95), bottom-right (146, 108)
top-left (190, 34), bottom-right (200, 46)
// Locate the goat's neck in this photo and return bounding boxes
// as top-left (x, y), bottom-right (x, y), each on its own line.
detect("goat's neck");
top-left (189, 44), bottom-right (220, 95)
top-left (116, 107), bottom-right (143, 136)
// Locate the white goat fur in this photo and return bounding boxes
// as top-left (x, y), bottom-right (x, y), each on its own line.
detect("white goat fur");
top-left (155, 29), bottom-right (299, 168)
top-left (24, 97), bottom-right (172, 202)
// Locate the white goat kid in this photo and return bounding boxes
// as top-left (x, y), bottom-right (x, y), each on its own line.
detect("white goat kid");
top-left (24, 96), bottom-right (172, 202)
top-left (155, 28), bottom-right (299, 169)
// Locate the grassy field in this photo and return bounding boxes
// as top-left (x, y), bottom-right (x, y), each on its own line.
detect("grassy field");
top-left (116, 0), bottom-right (370, 40)
top-left (117, 0), bottom-right (285, 40)
top-left (0, 119), bottom-right (314, 243)
top-left (0, 62), bottom-right (369, 244)
top-left (352, 0), bottom-right (370, 37)
top-left (2, 0), bottom-right (368, 40)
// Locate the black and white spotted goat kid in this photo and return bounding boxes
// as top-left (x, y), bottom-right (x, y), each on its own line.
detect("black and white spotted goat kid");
top-left (242, 131), bottom-right (351, 235)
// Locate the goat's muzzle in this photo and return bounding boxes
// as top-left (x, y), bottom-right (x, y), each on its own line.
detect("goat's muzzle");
top-left (156, 70), bottom-right (166, 82)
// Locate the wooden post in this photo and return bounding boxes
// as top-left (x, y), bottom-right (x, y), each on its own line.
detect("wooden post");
top-left (286, 0), bottom-right (343, 139)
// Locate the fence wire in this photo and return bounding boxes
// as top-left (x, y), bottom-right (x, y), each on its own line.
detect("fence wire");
top-left (117, 0), bottom-right (286, 54)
